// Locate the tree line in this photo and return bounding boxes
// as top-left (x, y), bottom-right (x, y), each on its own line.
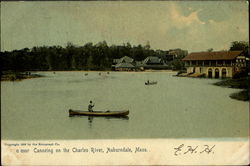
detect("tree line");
top-left (1, 41), bottom-right (173, 71)
top-left (0, 40), bottom-right (248, 72)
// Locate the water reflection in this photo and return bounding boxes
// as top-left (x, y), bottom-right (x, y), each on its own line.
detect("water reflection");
top-left (88, 116), bottom-right (93, 128)
top-left (69, 115), bottom-right (129, 128)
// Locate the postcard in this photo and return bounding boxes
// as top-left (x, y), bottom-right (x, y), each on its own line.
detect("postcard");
top-left (1, 0), bottom-right (249, 165)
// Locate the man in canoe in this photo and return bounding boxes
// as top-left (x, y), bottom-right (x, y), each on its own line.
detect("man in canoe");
top-left (88, 101), bottom-right (95, 112)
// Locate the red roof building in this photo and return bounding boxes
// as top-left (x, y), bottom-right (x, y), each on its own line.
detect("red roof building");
top-left (182, 51), bottom-right (247, 78)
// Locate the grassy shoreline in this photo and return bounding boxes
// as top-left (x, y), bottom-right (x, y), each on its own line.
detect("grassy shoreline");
top-left (1, 71), bottom-right (43, 81)
top-left (214, 77), bottom-right (249, 101)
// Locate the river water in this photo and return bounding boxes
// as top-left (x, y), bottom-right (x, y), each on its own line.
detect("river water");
top-left (1, 71), bottom-right (249, 140)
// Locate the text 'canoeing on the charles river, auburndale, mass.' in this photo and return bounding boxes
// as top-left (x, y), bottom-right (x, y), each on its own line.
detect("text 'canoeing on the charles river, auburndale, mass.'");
top-left (71, 147), bottom-right (148, 153)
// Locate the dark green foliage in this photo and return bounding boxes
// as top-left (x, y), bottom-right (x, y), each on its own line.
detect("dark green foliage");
top-left (229, 41), bottom-right (248, 51)
top-left (230, 90), bottom-right (249, 101)
top-left (214, 77), bottom-right (249, 89)
top-left (230, 41), bottom-right (249, 59)
top-left (214, 76), bottom-right (249, 101)
top-left (1, 41), bottom-right (172, 71)
top-left (171, 59), bottom-right (185, 70)
top-left (233, 69), bottom-right (248, 79)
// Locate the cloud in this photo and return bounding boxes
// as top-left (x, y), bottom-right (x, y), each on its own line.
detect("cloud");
top-left (159, 2), bottom-right (248, 52)
top-left (169, 3), bottom-right (205, 29)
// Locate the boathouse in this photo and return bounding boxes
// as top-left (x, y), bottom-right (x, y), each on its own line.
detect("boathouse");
top-left (114, 62), bottom-right (136, 71)
top-left (112, 56), bottom-right (136, 71)
top-left (139, 56), bottom-right (169, 70)
top-left (182, 51), bottom-right (247, 78)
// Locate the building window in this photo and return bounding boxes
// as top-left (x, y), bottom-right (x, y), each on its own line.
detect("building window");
top-left (208, 68), bottom-right (213, 78)
top-left (215, 68), bottom-right (220, 78)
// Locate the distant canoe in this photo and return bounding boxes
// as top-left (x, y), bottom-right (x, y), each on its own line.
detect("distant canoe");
top-left (145, 81), bottom-right (157, 85)
top-left (69, 109), bottom-right (129, 116)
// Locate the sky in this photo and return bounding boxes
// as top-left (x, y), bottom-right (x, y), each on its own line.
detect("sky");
top-left (1, 1), bottom-right (249, 52)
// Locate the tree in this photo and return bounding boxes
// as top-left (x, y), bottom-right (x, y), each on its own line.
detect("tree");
top-left (86, 55), bottom-right (93, 70)
top-left (230, 41), bottom-right (249, 58)
top-left (230, 41), bottom-right (248, 51)
top-left (171, 59), bottom-right (184, 70)
top-left (207, 48), bottom-right (213, 52)
top-left (1, 41), bottom-right (182, 71)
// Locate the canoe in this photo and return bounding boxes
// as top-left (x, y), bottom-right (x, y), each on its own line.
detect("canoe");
top-left (145, 81), bottom-right (157, 85)
top-left (69, 109), bottom-right (129, 116)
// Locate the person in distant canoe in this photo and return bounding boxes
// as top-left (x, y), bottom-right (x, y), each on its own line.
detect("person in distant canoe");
top-left (88, 101), bottom-right (95, 112)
